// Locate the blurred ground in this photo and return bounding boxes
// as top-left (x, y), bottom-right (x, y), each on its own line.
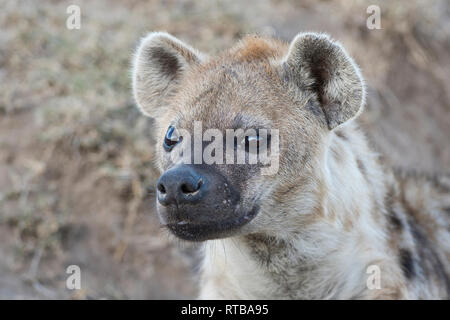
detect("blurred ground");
top-left (0, 0), bottom-right (449, 299)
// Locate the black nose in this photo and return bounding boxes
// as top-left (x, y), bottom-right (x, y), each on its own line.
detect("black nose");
top-left (156, 165), bottom-right (206, 206)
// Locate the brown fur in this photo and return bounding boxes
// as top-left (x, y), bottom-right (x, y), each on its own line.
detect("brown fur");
top-left (232, 36), bottom-right (285, 62)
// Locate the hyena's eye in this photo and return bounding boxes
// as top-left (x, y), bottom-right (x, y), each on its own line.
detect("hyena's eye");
top-left (163, 126), bottom-right (182, 151)
top-left (240, 131), bottom-right (271, 154)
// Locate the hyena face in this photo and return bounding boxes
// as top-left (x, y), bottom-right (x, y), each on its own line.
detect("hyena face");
top-left (132, 32), bottom-right (364, 241)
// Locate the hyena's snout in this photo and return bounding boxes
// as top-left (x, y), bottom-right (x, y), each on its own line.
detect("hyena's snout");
top-left (155, 164), bottom-right (258, 241)
top-left (157, 165), bottom-right (206, 206)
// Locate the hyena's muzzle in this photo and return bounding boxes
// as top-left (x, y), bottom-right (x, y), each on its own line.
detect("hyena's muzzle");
top-left (156, 164), bottom-right (259, 241)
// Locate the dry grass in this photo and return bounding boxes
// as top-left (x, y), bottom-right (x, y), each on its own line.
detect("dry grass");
top-left (0, 0), bottom-right (448, 298)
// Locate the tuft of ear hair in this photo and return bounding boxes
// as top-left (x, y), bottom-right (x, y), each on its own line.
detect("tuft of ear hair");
top-left (283, 33), bottom-right (365, 130)
top-left (132, 32), bottom-right (205, 118)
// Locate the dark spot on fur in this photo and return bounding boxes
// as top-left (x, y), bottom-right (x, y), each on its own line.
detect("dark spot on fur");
top-left (399, 249), bottom-right (415, 279)
top-left (389, 210), bottom-right (403, 231)
top-left (305, 99), bottom-right (325, 121)
top-left (404, 204), bottom-right (450, 296)
top-left (335, 130), bottom-right (348, 140)
top-left (356, 159), bottom-right (367, 178)
top-left (245, 234), bottom-right (287, 266)
top-left (244, 234), bottom-right (299, 298)
top-left (384, 189), bottom-right (403, 231)
top-left (149, 47), bottom-right (180, 76)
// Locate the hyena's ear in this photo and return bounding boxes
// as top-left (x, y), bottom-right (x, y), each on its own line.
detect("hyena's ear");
top-left (132, 32), bottom-right (205, 118)
top-left (283, 33), bottom-right (365, 130)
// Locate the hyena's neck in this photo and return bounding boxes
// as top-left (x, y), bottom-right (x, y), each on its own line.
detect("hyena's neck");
top-left (200, 122), bottom-right (404, 299)
top-left (295, 122), bottom-right (404, 298)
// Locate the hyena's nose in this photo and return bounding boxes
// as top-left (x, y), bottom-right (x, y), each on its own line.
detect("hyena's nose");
top-left (156, 165), bottom-right (206, 206)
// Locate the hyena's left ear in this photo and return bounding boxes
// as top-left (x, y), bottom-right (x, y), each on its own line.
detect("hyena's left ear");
top-left (132, 32), bottom-right (205, 118)
top-left (283, 33), bottom-right (365, 130)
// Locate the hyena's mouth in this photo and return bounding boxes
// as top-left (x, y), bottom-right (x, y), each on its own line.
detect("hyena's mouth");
top-left (155, 164), bottom-right (260, 241)
top-left (163, 205), bottom-right (260, 241)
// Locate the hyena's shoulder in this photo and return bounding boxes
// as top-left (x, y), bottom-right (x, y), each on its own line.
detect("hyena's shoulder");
top-left (385, 169), bottom-right (450, 298)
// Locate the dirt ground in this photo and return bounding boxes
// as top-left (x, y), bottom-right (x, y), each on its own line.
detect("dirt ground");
top-left (0, 0), bottom-right (449, 299)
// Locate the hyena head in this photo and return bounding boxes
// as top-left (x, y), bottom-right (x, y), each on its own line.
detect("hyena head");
top-left (132, 32), bottom-right (365, 241)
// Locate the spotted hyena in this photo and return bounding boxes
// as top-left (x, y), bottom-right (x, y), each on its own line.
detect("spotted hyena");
top-left (132, 31), bottom-right (450, 299)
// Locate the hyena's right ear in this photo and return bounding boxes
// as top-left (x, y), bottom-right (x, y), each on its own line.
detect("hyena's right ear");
top-left (282, 33), bottom-right (365, 130)
top-left (132, 32), bottom-right (205, 118)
